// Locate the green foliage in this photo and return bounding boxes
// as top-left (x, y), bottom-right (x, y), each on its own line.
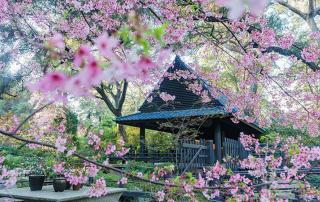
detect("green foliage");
top-left (65, 108), bottom-right (78, 134)
top-left (124, 161), bottom-right (155, 175)
top-left (125, 126), bottom-right (175, 152)
top-left (0, 144), bottom-right (54, 175)
top-left (262, 124), bottom-right (320, 146)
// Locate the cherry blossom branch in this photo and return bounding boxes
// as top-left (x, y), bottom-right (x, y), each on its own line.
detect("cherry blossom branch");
top-left (13, 102), bottom-right (53, 134)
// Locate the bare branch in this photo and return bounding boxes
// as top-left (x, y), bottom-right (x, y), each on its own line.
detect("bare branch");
top-left (95, 84), bottom-right (118, 115)
top-left (276, 1), bottom-right (307, 20)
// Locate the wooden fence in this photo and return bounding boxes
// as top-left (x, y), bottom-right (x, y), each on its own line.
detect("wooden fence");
top-left (223, 137), bottom-right (250, 169)
top-left (177, 139), bottom-right (214, 174)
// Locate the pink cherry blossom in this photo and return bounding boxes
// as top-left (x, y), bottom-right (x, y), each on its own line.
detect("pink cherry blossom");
top-left (87, 164), bottom-right (99, 177)
top-left (73, 44), bottom-right (91, 68)
top-left (301, 44), bottom-right (320, 62)
top-left (53, 162), bottom-right (65, 175)
top-left (278, 33), bottom-right (295, 49)
top-left (28, 71), bottom-right (68, 93)
top-left (105, 142), bottom-right (116, 155)
top-left (156, 190), bottom-right (165, 202)
top-left (64, 172), bottom-right (88, 185)
top-left (95, 32), bottom-right (118, 58)
top-left (58, 123), bottom-right (66, 133)
top-left (195, 173), bottom-right (205, 188)
top-left (55, 136), bottom-right (67, 153)
top-left (159, 92), bottom-right (176, 102)
top-left (116, 147), bottom-right (130, 157)
top-left (216, 0), bottom-right (268, 20)
top-left (88, 178), bottom-right (108, 198)
top-left (0, 168), bottom-right (18, 188)
top-left (48, 33), bottom-right (65, 51)
top-left (118, 137), bottom-right (125, 146)
top-left (117, 176), bottom-right (128, 185)
top-left (206, 162), bottom-right (226, 180)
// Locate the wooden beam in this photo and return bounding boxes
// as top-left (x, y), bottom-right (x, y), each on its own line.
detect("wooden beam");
top-left (206, 140), bottom-right (215, 166)
top-left (139, 127), bottom-right (146, 160)
top-left (214, 122), bottom-right (222, 162)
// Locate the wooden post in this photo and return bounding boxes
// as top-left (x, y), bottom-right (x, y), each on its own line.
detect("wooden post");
top-left (214, 122), bottom-right (222, 162)
top-left (206, 140), bottom-right (215, 166)
top-left (140, 127), bottom-right (146, 161)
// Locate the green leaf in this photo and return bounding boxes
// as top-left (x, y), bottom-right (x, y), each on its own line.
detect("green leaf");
top-left (137, 38), bottom-right (150, 54)
top-left (119, 26), bottom-right (131, 45)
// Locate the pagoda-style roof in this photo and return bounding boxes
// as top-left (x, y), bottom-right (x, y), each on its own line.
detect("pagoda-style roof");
top-left (139, 56), bottom-right (223, 112)
top-left (116, 56), bottom-right (264, 135)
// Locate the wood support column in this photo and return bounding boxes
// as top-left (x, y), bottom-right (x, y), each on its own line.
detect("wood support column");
top-left (139, 127), bottom-right (146, 160)
top-left (206, 140), bottom-right (215, 166)
top-left (214, 122), bottom-right (222, 163)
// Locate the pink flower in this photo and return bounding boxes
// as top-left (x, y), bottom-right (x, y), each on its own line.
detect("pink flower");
top-left (206, 162), bottom-right (227, 180)
top-left (53, 162), bottom-right (65, 175)
top-left (87, 164), bottom-right (99, 177)
top-left (55, 136), bottom-right (67, 153)
top-left (88, 133), bottom-right (101, 150)
top-left (156, 190), bottom-right (165, 202)
top-left (278, 33), bottom-right (295, 49)
top-left (66, 147), bottom-right (76, 157)
top-left (95, 32), bottom-right (118, 58)
top-left (75, 57), bottom-right (103, 87)
top-left (116, 147), bottom-right (130, 157)
top-left (1, 168), bottom-right (18, 188)
top-left (73, 44), bottom-right (91, 67)
top-left (64, 76), bottom-right (90, 97)
top-left (216, 0), bottom-right (268, 20)
top-left (118, 137), bottom-right (125, 146)
top-left (105, 143), bottom-right (116, 155)
top-left (58, 123), bottom-right (65, 133)
top-left (28, 71), bottom-right (68, 93)
top-left (159, 92), bottom-right (176, 102)
top-left (195, 173), bottom-right (205, 188)
top-left (135, 57), bottom-right (156, 78)
top-left (239, 133), bottom-right (259, 151)
top-left (117, 176), bottom-right (128, 185)
top-left (88, 178), bottom-right (108, 198)
top-left (65, 172), bottom-right (88, 185)
top-left (48, 33), bottom-right (65, 51)
top-left (251, 28), bottom-right (276, 49)
top-left (301, 44), bottom-right (320, 63)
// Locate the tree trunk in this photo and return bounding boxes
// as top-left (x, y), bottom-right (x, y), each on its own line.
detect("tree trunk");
top-left (118, 124), bottom-right (127, 141)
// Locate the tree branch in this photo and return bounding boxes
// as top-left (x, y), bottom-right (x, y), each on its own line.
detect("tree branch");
top-left (264, 46), bottom-right (319, 71)
top-left (117, 80), bottom-right (128, 114)
top-left (276, 1), bottom-right (307, 20)
top-left (95, 84), bottom-right (118, 115)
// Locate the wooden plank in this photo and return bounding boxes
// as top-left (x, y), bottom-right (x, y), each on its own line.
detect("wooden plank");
top-left (182, 143), bottom-right (207, 149)
top-left (181, 146), bottom-right (204, 175)
top-left (214, 122), bottom-right (222, 163)
top-left (139, 127), bottom-right (146, 161)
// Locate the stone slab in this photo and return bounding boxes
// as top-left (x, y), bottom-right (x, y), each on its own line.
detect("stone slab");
top-left (0, 186), bottom-right (126, 202)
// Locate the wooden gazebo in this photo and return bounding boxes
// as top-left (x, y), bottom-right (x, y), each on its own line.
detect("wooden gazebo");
top-left (116, 56), bottom-right (263, 170)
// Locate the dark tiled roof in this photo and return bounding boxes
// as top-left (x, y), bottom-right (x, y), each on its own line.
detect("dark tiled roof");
top-left (116, 56), bottom-right (264, 134)
top-left (139, 56), bottom-right (223, 112)
top-left (116, 107), bottom-right (226, 123)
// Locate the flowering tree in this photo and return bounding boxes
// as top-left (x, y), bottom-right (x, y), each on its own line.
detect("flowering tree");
top-left (0, 0), bottom-right (320, 201)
